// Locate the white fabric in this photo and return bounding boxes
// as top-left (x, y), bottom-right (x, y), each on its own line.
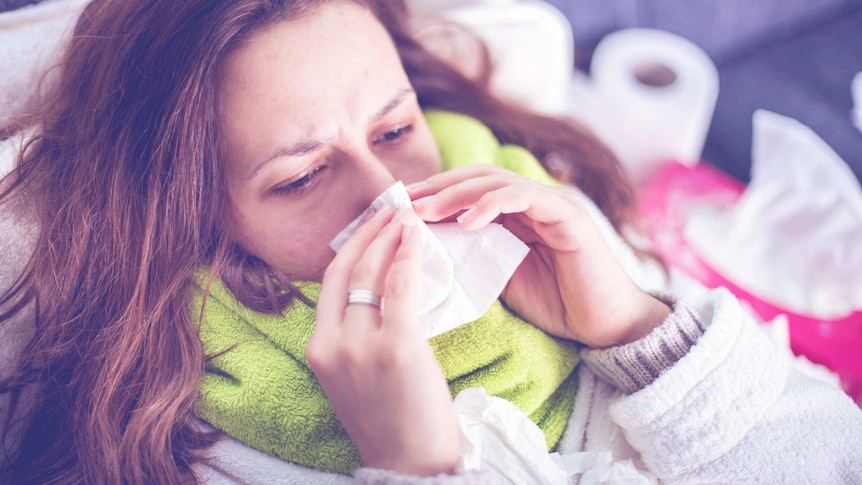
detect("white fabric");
top-left (406, 0), bottom-right (574, 115)
top-left (0, 0), bottom-right (90, 128)
top-left (194, 430), bottom-right (353, 485)
top-left (565, 294), bottom-right (862, 484)
top-left (330, 181), bottom-right (528, 338)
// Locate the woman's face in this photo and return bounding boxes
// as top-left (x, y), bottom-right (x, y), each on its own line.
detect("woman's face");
top-left (219, 2), bottom-right (441, 281)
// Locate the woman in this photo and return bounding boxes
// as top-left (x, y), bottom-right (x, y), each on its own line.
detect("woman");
top-left (0, 0), bottom-right (859, 483)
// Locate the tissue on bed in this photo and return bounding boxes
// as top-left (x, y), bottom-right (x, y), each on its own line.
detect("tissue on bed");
top-left (684, 110), bottom-right (862, 318)
top-left (330, 181), bottom-right (530, 337)
top-left (454, 387), bottom-right (567, 484)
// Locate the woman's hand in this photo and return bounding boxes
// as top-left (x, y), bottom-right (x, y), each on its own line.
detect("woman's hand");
top-left (307, 206), bottom-right (459, 476)
top-left (409, 165), bottom-right (670, 348)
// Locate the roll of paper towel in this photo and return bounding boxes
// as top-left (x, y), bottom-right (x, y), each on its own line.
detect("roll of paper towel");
top-left (568, 29), bottom-right (719, 185)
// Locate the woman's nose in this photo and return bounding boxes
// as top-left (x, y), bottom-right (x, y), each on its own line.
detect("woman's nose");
top-left (352, 150), bottom-right (398, 204)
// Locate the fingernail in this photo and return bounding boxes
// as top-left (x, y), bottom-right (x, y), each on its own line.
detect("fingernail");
top-left (394, 206), bottom-right (415, 221)
top-left (365, 205), bottom-right (392, 223)
top-left (360, 209), bottom-right (376, 224)
top-left (456, 206), bottom-right (476, 224)
top-left (411, 195), bottom-right (435, 206)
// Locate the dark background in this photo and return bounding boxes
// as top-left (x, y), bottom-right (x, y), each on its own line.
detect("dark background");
top-left (542, 0), bottom-right (862, 183)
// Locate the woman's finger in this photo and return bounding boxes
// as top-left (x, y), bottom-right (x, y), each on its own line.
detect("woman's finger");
top-left (406, 164), bottom-right (511, 199)
top-left (465, 185), bottom-right (593, 252)
top-left (343, 209), bottom-right (414, 327)
top-left (415, 172), bottom-right (593, 253)
top-left (379, 222), bottom-right (422, 335)
top-left (415, 174), bottom-right (577, 228)
top-left (457, 184), bottom-right (560, 228)
top-left (317, 206), bottom-right (395, 330)
top-left (411, 173), bottom-right (514, 222)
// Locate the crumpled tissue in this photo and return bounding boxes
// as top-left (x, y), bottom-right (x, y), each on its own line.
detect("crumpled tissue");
top-left (330, 182), bottom-right (529, 338)
top-left (454, 387), bottom-right (567, 484)
top-left (553, 451), bottom-right (657, 485)
top-left (684, 110), bottom-right (862, 318)
top-left (454, 387), bottom-right (657, 484)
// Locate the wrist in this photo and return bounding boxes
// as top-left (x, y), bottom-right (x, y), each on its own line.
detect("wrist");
top-left (608, 293), bottom-right (673, 347)
top-left (361, 431), bottom-right (459, 477)
top-left (580, 296), bottom-right (706, 393)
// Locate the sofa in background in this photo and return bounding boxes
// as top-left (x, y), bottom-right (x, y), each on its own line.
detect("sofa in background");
top-left (544, 0), bottom-right (862, 183)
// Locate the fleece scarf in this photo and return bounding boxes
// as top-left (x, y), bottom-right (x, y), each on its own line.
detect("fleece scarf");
top-left (194, 110), bottom-right (579, 474)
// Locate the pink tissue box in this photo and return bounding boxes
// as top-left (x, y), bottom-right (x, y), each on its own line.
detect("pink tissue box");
top-left (639, 161), bottom-right (862, 403)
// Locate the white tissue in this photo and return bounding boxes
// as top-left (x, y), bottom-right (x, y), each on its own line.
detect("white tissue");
top-left (684, 110), bottom-right (862, 318)
top-left (453, 387), bottom-right (567, 484)
top-left (853, 72), bottom-right (862, 133)
top-left (553, 451), bottom-right (656, 485)
top-left (454, 388), bottom-right (656, 484)
top-left (330, 182), bottom-right (529, 337)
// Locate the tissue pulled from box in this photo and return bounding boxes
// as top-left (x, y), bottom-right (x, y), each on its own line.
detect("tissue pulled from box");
top-left (330, 181), bottom-right (529, 337)
top-left (684, 110), bottom-right (862, 318)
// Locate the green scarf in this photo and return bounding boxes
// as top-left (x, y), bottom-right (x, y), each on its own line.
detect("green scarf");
top-left (195, 111), bottom-right (579, 474)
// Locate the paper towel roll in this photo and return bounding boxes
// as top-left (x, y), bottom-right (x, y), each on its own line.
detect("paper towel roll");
top-left (569, 29), bottom-right (719, 185)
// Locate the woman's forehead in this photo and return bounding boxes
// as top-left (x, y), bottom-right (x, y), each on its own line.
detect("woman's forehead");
top-left (217, 1), bottom-right (410, 170)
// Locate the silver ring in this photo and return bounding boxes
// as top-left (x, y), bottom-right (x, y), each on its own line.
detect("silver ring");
top-left (346, 289), bottom-right (383, 309)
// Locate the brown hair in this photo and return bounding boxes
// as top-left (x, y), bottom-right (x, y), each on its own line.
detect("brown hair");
top-left (0, 0), bottom-right (637, 482)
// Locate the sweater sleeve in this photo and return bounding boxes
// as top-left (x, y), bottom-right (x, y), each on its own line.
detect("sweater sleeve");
top-left (579, 293), bottom-right (704, 393)
top-left (585, 287), bottom-right (862, 484)
top-left (567, 186), bottom-right (862, 483)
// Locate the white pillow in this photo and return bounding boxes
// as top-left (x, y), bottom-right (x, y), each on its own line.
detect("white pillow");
top-left (408, 0), bottom-right (575, 114)
top-left (0, 0), bottom-right (90, 129)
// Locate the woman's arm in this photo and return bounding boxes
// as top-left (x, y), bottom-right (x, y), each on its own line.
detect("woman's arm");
top-left (567, 185), bottom-right (862, 483)
top-left (578, 288), bottom-right (862, 483)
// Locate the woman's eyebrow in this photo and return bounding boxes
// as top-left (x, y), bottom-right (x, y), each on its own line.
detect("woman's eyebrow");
top-left (250, 87), bottom-right (415, 179)
top-left (251, 139), bottom-right (326, 179)
top-left (372, 87), bottom-right (414, 122)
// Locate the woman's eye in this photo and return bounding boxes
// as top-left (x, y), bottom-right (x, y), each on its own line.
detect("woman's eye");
top-left (373, 124), bottom-right (413, 146)
top-left (273, 166), bottom-right (324, 196)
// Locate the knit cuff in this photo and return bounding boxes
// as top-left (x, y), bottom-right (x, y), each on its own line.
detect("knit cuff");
top-left (354, 468), bottom-right (493, 485)
top-left (580, 293), bottom-right (706, 394)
